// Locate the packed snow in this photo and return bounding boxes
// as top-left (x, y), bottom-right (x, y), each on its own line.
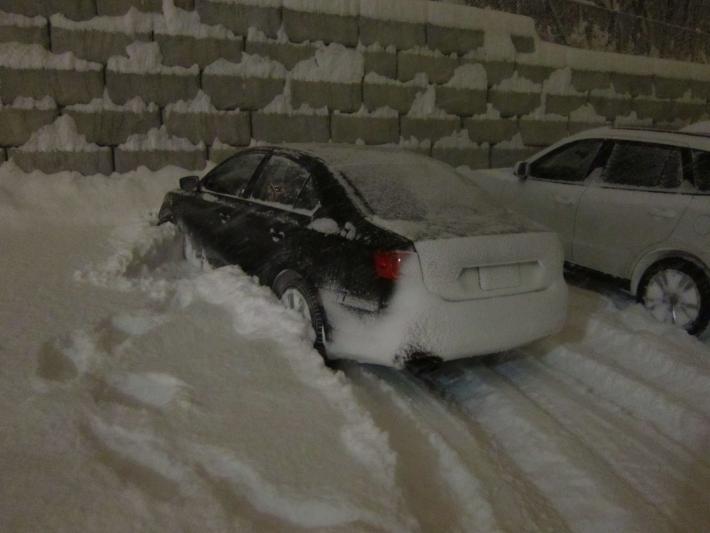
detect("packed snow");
top-left (444, 63), bottom-right (487, 90)
top-left (119, 126), bottom-right (204, 152)
top-left (291, 43), bottom-right (364, 83)
top-left (203, 53), bottom-right (287, 79)
top-left (406, 86), bottom-right (456, 119)
top-left (0, 42), bottom-right (101, 71)
top-left (0, 10), bottom-right (46, 28)
top-left (1, 160), bottom-right (709, 531)
top-left (165, 90), bottom-right (223, 115)
top-left (50, 9), bottom-right (152, 35)
top-left (434, 130), bottom-right (487, 150)
top-left (494, 71), bottom-right (542, 94)
top-left (18, 115), bottom-right (105, 153)
top-left (107, 41), bottom-right (198, 75)
top-left (261, 80), bottom-right (328, 115)
top-left (364, 71), bottom-right (428, 87)
top-left (66, 90), bottom-right (157, 114)
top-left (0, 95), bottom-right (56, 110)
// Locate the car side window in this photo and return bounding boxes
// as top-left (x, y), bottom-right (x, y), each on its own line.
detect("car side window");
top-left (202, 152), bottom-right (265, 196)
top-left (294, 177), bottom-right (320, 211)
top-left (603, 141), bottom-right (682, 189)
top-left (690, 150), bottom-right (710, 191)
top-left (529, 140), bottom-right (602, 182)
top-left (250, 156), bottom-right (313, 208)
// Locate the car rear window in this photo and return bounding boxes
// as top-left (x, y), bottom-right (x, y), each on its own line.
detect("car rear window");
top-left (690, 150), bottom-right (710, 191)
top-left (250, 156), bottom-right (313, 208)
top-left (336, 157), bottom-right (494, 221)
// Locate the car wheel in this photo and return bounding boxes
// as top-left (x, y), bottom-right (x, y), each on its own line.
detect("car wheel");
top-left (272, 270), bottom-right (328, 358)
top-left (182, 231), bottom-right (207, 269)
top-left (638, 259), bottom-right (710, 335)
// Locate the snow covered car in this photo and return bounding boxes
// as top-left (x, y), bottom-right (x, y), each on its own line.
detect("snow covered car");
top-left (469, 127), bottom-right (710, 334)
top-left (158, 144), bottom-right (567, 366)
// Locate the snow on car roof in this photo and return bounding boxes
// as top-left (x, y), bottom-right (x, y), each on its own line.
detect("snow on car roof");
top-left (519, 126), bottom-right (710, 165)
top-left (273, 143), bottom-right (541, 241)
top-left (280, 142), bottom-right (426, 167)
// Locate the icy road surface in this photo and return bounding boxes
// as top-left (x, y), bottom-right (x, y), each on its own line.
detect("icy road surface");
top-left (1, 165), bottom-right (709, 532)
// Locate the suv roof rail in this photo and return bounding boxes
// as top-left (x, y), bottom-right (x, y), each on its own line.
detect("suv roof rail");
top-left (612, 125), bottom-right (710, 139)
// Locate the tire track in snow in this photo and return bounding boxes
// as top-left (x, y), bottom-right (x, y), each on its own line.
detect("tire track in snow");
top-left (355, 365), bottom-right (573, 533)
top-left (347, 364), bottom-right (574, 533)
top-left (429, 361), bottom-right (669, 533)
top-left (492, 356), bottom-right (710, 530)
top-left (561, 288), bottom-right (710, 419)
top-left (528, 342), bottom-right (710, 463)
top-left (345, 364), bottom-right (488, 532)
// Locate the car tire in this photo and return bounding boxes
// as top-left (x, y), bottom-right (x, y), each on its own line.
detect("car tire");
top-left (637, 258), bottom-right (710, 335)
top-left (182, 231), bottom-right (207, 269)
top-left (272, 270), bottom-right (329, 359)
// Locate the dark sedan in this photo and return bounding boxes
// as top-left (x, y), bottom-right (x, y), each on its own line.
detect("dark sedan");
top-left (158, 144), bottom-right (567, 366)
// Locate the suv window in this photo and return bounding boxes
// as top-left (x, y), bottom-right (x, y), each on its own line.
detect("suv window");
top-left (603, 141), bottom-right (682, 189)
top-left (530, 139), bottom-right (602, 182)
top-left (250, 156), bottom-right (313, 208)
top-left (202, 152), bottom-right (265, 196)
top-left (690, 150), bottom-right (710, 191)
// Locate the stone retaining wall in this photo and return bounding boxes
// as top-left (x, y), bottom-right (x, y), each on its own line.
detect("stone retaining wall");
top-left (0, 0), bottom-right (708, 175)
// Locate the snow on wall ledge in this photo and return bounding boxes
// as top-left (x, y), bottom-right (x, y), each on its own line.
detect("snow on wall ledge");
top-left (0, 0), bottom-right (708, 175)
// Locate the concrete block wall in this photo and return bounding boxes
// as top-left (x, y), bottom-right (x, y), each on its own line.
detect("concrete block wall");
top-left (0, 0), bottom-right (709, 176)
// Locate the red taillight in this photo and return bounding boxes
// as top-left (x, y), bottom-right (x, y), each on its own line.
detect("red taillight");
top-left (374, 250), bottom-right (411, 280)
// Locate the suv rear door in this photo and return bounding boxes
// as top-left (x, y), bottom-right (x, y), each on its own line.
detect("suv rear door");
top-left (573, 140), bottom-right (692, 278)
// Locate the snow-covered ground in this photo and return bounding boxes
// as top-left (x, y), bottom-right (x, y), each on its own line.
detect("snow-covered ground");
top-left (1, 163), bottom-right (709, 532)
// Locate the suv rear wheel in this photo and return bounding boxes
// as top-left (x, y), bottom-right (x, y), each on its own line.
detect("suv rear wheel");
top-left (272, 270), bottom-right (328, 359)
top-left (638, 259), bottom-right (710, 335)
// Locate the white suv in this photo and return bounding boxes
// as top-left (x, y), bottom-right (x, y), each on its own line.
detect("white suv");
top-left (469, 127), bottom-right (710, 334)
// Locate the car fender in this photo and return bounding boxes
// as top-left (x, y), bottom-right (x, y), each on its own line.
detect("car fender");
top-left (629, 244), bottom-right (710, 295)
top-left (157, 194), bottom-right (176, 225)
top-left (260, 248), bottom-right (317, 289)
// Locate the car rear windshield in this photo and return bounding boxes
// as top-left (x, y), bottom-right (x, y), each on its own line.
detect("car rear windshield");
top-left (336, 157), bottom-right (493, 221)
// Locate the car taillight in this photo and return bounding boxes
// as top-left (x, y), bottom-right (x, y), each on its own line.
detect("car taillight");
top-left (374, 250), bottom-right (411, 280)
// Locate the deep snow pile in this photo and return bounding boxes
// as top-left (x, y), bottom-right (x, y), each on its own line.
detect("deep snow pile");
top-left (1, 163), bottom-right (709, 531)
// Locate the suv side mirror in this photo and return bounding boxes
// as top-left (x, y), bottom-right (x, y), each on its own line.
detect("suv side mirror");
top-left (179, 175), bottom-right (200, 192)
top-left (514, 161), bottom-right (530, 180)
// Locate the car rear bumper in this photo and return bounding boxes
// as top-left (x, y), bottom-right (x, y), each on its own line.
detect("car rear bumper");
top-left (323, 278), bottom-right (568, 366)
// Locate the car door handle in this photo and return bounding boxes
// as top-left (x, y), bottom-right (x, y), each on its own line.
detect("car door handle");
top-left (270, 228), bottom-right (285, 242)
top-left (648, 207), bottom-right (677, 219)
top-left (553, 194), bottom-right (575, 206)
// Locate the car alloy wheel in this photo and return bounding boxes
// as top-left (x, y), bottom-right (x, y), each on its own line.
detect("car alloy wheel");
top-left (281, 288), bottom-right (315, 342)
top-left (644, 269), bottom-right (700, 327)
top-left (272, 270), bottom-right (328, 359)
top-left (183, 231), bottom-right (207, 269)
top-left (639, 259), bottom-right (710, 335)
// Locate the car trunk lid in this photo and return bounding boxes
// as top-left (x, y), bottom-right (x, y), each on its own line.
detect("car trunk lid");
top-left (411, 231), bottom-right (563, 301)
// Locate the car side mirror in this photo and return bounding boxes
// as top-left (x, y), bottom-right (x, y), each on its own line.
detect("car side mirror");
top-left (514, 161), bottom-right (530, 180)
top-left (179, 175), bottom-right (200, 192)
